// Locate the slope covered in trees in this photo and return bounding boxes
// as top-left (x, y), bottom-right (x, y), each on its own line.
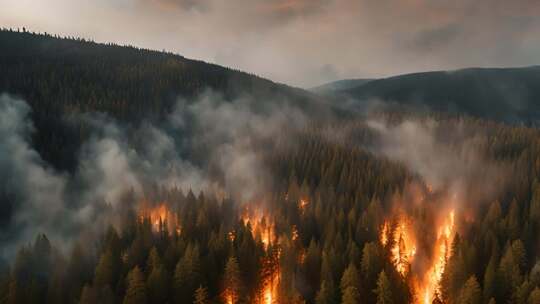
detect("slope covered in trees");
top-left (331, 67), bottom-right (540, 124)
top-left (2, 114), bottom-right (540, 304)
top-left (0, 29), bottom-right (328, 171)
top-left (2, 29), bottom-right (540, 304)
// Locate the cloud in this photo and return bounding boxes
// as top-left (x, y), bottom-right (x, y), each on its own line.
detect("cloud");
top-left (2, 0), bottom-right (539, 87)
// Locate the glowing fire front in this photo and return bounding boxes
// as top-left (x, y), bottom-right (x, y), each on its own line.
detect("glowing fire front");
top-left (379, 209), bottom-right (456, 304)
top-left (380, 216), bottom-right (417, 276)
top-left (417, 210), bottom-right (455, 304)
top-left (138, 202), bottom-right (181, 235)
top-left (241, 207), bottom-right (276, 249)
top-left (238, 205), bottom-right (281, 303)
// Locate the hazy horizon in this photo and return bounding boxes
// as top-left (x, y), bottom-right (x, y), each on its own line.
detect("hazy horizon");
top-left (3, 0), bottom-right (540, 87)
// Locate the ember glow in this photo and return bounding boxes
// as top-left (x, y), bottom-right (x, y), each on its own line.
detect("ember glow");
top-left (416, 210), bottom-right (455, 304)
top-left (242, 207), bottom-right (276, 249)
top-left (380, 215), bottom-right (417, 276)
top-left (138, 201), bottom-right (180, 234)
top-left (298, 198), bottom-right (309, 214)
top-left (241, 204), bottom-right (281, 303)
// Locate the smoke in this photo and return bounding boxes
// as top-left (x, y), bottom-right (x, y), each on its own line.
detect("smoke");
top-left (366, 118), bottom-right (507, 208)
top-left (177, 90), bottom-right (307, 201)
top-left (0, 90), bottom-right (307, 260)
top-left (0, 95), bottom-right (67, 259)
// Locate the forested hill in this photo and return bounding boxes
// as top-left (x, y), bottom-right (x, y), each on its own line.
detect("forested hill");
top-left (0, 28), bottom-right (322, 119)
top-left (333, 66), bottom-right (540, 123)
top-left (0, 29), bottom-right (325, 171)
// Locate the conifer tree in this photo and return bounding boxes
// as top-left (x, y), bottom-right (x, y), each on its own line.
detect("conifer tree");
top-left (123, 266), bottom-right (147, 304)
top-left (223, 256), bottom-right (242, 304)
top-left (193, 285), bottom-right (209, 304)
top-left (375, 271), bottom-right (393, 304)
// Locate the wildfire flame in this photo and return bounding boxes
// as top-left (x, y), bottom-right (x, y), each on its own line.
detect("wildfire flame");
top-left (298, 198), bottom-right (309, 214)
top-left (242, 207), bottom-right (276, 249)
top-left (380, 208), bottom-right (455, 304)
top-left (380, 216), bottom-right (417, 276)
top-left (138, 202), bottom-right (180, 235)
top-left (417, 210), bottom-right (455, 304)
top-left (240, 204), bottom-right (281, 303)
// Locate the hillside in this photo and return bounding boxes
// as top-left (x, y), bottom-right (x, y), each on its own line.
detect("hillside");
top-left (309, 78), bottom-right (374, 94)
top-left (0, 29), bottom-right (327, 171)
top-left (335, 66), bottom-right (540, 123)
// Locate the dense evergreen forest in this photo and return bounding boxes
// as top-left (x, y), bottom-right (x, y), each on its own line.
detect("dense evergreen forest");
top-left (0, 28), bottom-right (325, 172)
top-left (1, 29), bottom-right (540, 304)
top-left (2, 114), bottom-right (540, 304)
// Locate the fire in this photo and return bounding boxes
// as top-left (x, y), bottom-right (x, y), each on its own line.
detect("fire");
top-left (380, 207), bottom-right (456, 304)
top-left (292, 225), bottom-right (299, 241)
top-left (260, 252), bottom-right (280, 304)
top-left (242, 207), bottom-right (275, 249)
top-left (138, 202), bottom-right (180, 235)
top-left (416, 210), bottom-right (455, 304)
top-left (239, 204), bottom-right (283, 303)
top-left (298, 199), bottom-right (309, 214)
top-left (380, 215), bottom-right (417, 276)
top-left (224, 292), bottom-right (234, 304)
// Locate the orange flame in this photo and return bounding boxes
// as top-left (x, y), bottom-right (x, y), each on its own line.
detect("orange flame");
top-left (242, 207), bottom-right (275, 249)
top-left (298, 199), bottom-right (309, 214)
top-left (416, 210), bottom-right (455, 304)
top-left (138, 202), bottom-right (180, 235)
top-left (380, 215), bottom-right (417, 276)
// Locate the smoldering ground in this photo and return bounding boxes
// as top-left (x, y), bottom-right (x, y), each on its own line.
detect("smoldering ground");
top-left (0, 90), bottom-right (308, 262)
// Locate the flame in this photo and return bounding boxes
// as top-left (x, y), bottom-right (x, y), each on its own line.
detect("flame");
top-left (138, 202), bottom-right (180, 235)
top-left (416, 210), bottom-right (455, 304)
top-left (242, 207), bottom-right (275, 249)
top-left (298, 199), bottom-right (309, 214)
top-left (380, 207), bottom-right (456, 303)
top-left (260, 254), bottom-right (280, 304)
top-left (224, 291), bottom-right (234, 304)
top-left (292, 225), bottom-right (299, 241)
top-left (380, 215), bottom-right (417, 276)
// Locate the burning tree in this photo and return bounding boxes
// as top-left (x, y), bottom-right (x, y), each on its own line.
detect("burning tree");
top-left (223, 256), bottom-right (242, 304)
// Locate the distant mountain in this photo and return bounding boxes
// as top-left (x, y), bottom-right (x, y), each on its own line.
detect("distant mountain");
top-left (310, 78), bottom-right (374, 94)
top-left (333, 66), bottom-right (540, 123)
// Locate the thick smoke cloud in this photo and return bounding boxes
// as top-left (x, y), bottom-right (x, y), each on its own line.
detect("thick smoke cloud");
top-left (3, 0), bottom-right (539, 87)
top-left (367, 118), bottom-right (507, 208)
top-left (0, 90), bottom-right (306, 260)
top-left (0, 95), bottom-right (67, 258)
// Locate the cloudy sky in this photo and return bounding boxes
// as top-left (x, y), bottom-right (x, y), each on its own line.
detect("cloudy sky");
top-left (2, 0), bottom-right (540, 87)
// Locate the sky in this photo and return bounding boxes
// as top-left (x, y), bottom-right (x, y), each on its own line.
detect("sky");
top-left (2, 0), bottom-right (540, 87)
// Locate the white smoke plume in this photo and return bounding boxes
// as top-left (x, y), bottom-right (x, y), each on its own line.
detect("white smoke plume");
top-left (0, 90), bottom-right (307, 260)
top-left (366, 118), bottom-right (508, 208)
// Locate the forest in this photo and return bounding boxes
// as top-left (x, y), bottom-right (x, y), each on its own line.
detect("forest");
top-left (1, 30), bottom-right (540, 304)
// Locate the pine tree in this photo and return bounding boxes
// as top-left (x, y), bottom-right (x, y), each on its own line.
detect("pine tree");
top-left (174, 244), bottom-right (201, 303)
top-left (340, 262), bottom-right (360, 303)
top-left (147, 264), bottom-right (169, 304)
top-left (482, 256), bottom-right (497, 303)
top-left (375, 271), bottom-right (393, 304)
top-left (340, 263), bottom-right (360, 292)
top-left (79, 284), bottom-right (98, 304)
top-left (223, 256), bottom-right (242, 304)
top-left (123, 266), bottom-right (147, 304)
top-left (529, 287), bottom-right (540, 304)
top-left (342, 286), bottom-right (361, 304)
top-left (458, 276), bottom-right (481, 304)
top-left (315, 280), bottom-right (334, 304)
top-left (193, 285), bottom-right (209, 304)
top-left (94, 250), bottom-right (117, 288)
